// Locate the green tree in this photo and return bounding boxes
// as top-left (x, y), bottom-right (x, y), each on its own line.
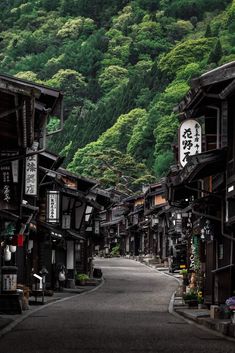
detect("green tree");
top-left (207, 39), bottom-right (223, 64)
top-left (57, 18), bottom-right (96, 39)
top-left (205, 23), bottom-right (212, 38)
top-left (158, 38), bottom-right (215, 79)
top-left (41, 0), bottom-right (58, 11)
top-left (46, 69), bottom-right (87, 113)
top-left (98, 65), bottom-right (128, 93)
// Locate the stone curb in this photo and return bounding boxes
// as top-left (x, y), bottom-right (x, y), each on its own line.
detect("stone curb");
top-left (172, 291), bottom-right (235, 342)
top-left (0, 277), bottom-right (105, 338)
top-left (131, 258), bottom-right (235, 342)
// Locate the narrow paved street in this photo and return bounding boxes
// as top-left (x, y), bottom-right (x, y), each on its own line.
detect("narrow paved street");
top-left (0, 258), bottom-right (234, 353)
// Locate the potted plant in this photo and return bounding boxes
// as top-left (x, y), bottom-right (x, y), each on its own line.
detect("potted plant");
top-left (183, 290), bottom-right (198, 307)
top-left (180, 269), bottom-right (188, 275)
top-left (197, 291), bottom-right (204, 309)
top-left (225, 296), bottom-right (235, 323)
top-left (180, 269), bottom-right (189, 286)
top-left (75, 273), bottom-right (89, 286)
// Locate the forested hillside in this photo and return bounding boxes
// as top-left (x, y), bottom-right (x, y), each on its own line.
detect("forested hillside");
top-left (1, 0), bottom-right (234, 192)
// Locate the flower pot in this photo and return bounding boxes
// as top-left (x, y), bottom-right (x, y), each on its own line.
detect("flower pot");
top-left (185, 299), bottom-right (198, 307)
top-left (231, 311), bottom-right (235, 324)
top-left (198, 303), bottom-right (203, 309)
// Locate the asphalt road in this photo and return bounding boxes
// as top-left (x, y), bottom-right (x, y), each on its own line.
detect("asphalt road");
top-left (0, 258), bottom-right (234, 353)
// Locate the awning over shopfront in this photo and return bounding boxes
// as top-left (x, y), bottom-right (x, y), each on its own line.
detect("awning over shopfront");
top-left (144, 203), bottom-right (168, 216)
top-left (37, 221), bottom-right (65, 238)
top-left (177, 148), bottom-right (227, 184)
top-left (39, 166), bottom-right (103, 210)
top-left (66, 230), bottom-right (86, 241)
top-left (128, 205), bottom-right (144, 216)
top-left (177, 61), bottom-right (235, 116)
top-left (0, 209), bottom-right (20, 221)
top-left (167, 148), bottom-right (226, 206)
top-left (100, 218), bottom-right (124, 227)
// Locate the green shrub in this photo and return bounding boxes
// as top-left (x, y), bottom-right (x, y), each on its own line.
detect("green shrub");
top-left (180, 269), bottom-right (188, 275)
top-left (75, 273), bottom-right (89, 281)
top-left (111, 244), bottom-right (120, 256)
top-left (183, 290), bottom-right (197, 301)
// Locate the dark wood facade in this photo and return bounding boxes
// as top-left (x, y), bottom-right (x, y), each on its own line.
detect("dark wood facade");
top-left (0, 75), bottom-right (110, 312)
top-left (167, 61), bottom-right (235, 305)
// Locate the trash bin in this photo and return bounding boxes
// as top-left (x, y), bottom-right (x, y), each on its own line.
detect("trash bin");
top-left (1, 266), bottom-right (17, 293)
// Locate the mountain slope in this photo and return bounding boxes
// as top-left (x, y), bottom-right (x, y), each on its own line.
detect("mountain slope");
top-left (0, 0), bottom-right (233, 190)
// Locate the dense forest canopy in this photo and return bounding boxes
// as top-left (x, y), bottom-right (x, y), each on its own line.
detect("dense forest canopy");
top-left (0, 0), bottom-right (234, 192)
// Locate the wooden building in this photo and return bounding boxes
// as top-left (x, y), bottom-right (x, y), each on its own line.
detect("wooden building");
top-left (100, 191), bottom-right (128, 257)
top-left (124, 194), bottom-right (145, 257)
top-left (0, 74), bottom-right (63, 311)
top-left (167, 61), bottom-right (235, 305)
top-left (144, 182), bottom-right (168, 262)
top-left (36, 156), bottom-right (102, 289)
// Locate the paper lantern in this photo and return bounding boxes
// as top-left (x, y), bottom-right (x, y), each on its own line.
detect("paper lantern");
top-left (4, 245), bottom-right (11, 261)
top-left (9, 245), bottom-right (17, 253)
top-left (17, 234), bottom-right (24, 247)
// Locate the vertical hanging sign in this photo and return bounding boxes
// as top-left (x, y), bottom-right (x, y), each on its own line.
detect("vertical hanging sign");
top-left (179, 119), bottom-right (202, 167)
top-left (0, 151), bottom-right (19, 203)
top-left (47, 191), bottom-right (60, 223)
top-left (25, 142), bottom-right (38, 196)
top-left (62, 214), bottom-right (71, 229)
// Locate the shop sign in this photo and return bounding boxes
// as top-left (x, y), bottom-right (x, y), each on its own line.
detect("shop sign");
top-left (12, 160), bottom-right (19, 183)
top-left (0, 151), bottom-right (19, 183)
top-left (179, 119), bottom-right (202, 167)
top-left (0, 164), bottom-right (11, 202)
top-left (2, 274), bottom-right (17, 291)
top-left (62, 214), bottom-right (71, 229)
top-left (47, 191), bottom-right (60, 223)
top-left (25, 142), bottom-right (38, 196)
top-left (0, 151), bottom-right (19, 203)
top-left (94, 221), bottom-right (99, 234)
top-left (189, 236), bottom-right (200, 271)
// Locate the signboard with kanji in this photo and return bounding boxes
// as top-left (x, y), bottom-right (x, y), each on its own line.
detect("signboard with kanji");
top-left (25, 142), bottom-right (38, 196)
top-left (62, 214), bottom-right (71, 229)
top-left (46, 191), bottom-right (60, 223)
top-left (0, 151), bottom-right (19, 204)
top-left (179, 119), bottom-right (202, 167)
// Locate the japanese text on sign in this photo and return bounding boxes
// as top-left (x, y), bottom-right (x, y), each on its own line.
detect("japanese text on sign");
top-left (47, 191), bottom-right (60, 223)
top-left (179, 119), bottom-right (202, 167)
top-left (0, 151), bottom-right (19, 203)
top-left (25, 142), bottom-right (38, 196)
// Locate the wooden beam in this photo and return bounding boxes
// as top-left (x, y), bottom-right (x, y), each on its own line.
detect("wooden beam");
top-left (0, 81), bottom-right (37, 97)
top-left (192, 67), bottom-right (235, 89)
top-left (219, 79), bottom-right (235, 99)
top-left (0, 104), bottom-right (23, 119)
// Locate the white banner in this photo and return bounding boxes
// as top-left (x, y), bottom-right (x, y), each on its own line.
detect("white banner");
top-left (179, 119), bottom-right (202, 167)
top-left (47, 191), bottom-right (60, 223)
top-left (25, 142), bottom-right (38, 196)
